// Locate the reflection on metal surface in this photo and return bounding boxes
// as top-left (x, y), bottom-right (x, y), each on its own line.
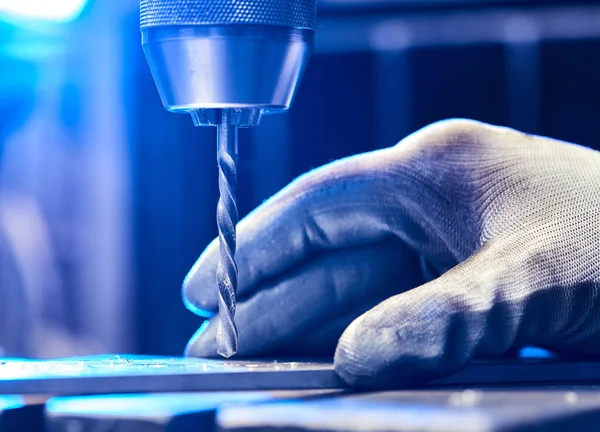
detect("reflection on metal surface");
top-left (217, 388), bottom-right (600, 432)
top-left (142, 26), bottom-right (314, 114)
top-left (0, 355), bottom-right (334, 379)
top-left (0, 355), bottom-right (344, 396)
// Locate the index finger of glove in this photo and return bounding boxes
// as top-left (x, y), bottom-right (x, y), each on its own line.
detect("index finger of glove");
top-left (183, 118), bottom-right (506, 314)
top-left (183, 146), bottom-right (409, 314)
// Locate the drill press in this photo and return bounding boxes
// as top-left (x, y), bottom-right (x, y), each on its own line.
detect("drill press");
top-left (140, 0), bottom-right (317, 357)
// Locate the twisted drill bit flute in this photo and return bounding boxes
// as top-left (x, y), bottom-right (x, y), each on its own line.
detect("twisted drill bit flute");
top-left (216, 110), bottom-right (239, 357)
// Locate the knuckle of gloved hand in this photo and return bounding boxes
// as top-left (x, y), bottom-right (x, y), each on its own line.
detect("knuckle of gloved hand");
top-left (400, 118), bottom-right (491, 162)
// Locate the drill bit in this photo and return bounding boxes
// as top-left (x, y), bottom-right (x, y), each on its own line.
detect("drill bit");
top-left (216, 109), bottom-right (239, 358)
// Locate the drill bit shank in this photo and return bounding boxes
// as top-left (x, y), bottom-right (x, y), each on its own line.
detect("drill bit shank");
top-left (216, 110), bottom-right (239, 358)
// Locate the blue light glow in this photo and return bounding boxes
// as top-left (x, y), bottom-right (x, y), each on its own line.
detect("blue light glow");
top-left (47, 393), bottom-right (274, 417)
top-left (0, 396), bottom-right (25, 411)
top-left (0, 0), bottom-right (87, 23)
top-left (182, 295), bottom-right (215, 319)
top-left (519, 346), bottom-right (555, 359)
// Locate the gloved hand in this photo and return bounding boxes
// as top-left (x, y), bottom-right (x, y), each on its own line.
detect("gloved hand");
top-left (183, 119), bottom-right (600, 389)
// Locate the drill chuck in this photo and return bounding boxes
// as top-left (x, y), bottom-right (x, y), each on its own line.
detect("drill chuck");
top-left (141, 0), bottom-right (316, 116)
top-left (141, 0), bottom-right (317, 30)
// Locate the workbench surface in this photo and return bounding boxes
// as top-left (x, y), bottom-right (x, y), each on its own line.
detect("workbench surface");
top-left (1, 386), bottom-right (599, 431)
top-left (0, 355), bottom-right (599, 431)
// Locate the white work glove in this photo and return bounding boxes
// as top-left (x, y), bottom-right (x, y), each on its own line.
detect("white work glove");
top-left (183, 119), bottom-right (600, 388)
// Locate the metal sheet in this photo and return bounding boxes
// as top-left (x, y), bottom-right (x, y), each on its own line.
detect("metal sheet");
top-left (217, 388), bottom-right (600, 432)
top-left (1, 355), bottom-right (600, 396)
top-left (0, 356), bottom-right (343, 395)
top-left (44, 391), bottom-right (335, 432)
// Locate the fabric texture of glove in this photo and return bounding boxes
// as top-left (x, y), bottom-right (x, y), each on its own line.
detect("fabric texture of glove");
top-left (183, 119), bottom-right (600, 389)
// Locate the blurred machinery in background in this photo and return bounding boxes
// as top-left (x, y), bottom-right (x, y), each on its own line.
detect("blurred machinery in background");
top-left (127, 0), bottom-right (600, 355)
top-left (0, 0), bottom-right (134, 357)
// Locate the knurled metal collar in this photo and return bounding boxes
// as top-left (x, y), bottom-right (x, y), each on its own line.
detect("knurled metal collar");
top-left (140, 0), bottom-right (317, 31)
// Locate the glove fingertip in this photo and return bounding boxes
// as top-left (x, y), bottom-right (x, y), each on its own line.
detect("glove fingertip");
top-left (182, 289), bottom-right (215, 319)
top-left (333, 295), bottom-right (459, 390)
top-left (334, 318), bottom-right (409, 389)
top-left (182, 241), bottom-right (220, 314)
top-left (184, 320), bottom-right (219, 358)
top-left (182, 272), bottom-right (218, 318)
top-left (333, 322), bottom-right (376, 389)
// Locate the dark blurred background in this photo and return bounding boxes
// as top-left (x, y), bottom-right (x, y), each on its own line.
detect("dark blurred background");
top-left (0, 0), bottom-right (599, 358)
